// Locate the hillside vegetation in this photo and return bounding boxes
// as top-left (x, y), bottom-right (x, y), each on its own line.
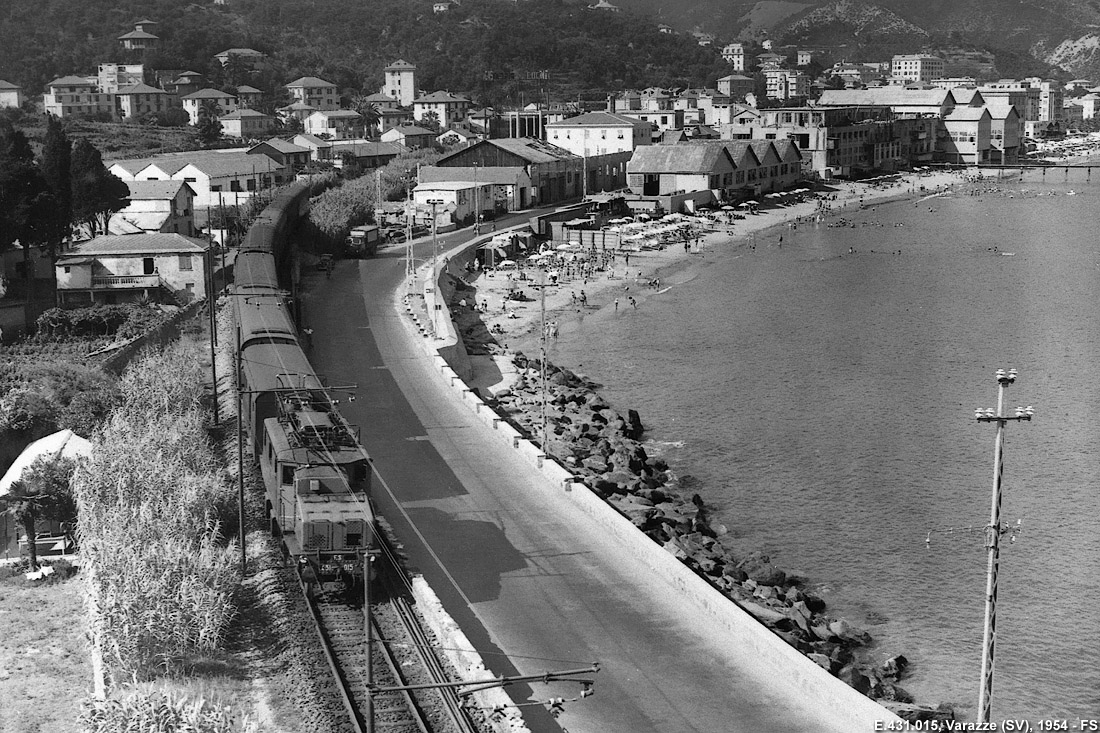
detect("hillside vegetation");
top-left (0, 0), bottom-right (729, 105)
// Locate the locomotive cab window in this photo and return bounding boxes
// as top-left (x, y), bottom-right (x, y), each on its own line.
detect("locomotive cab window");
top-left (346, 533), bottom-right (362, 546)
top-left (281, 465), bottom-right (294, 485)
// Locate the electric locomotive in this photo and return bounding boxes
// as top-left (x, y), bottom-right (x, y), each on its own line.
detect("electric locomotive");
top-left (233, 182), bottom-right (375, 579)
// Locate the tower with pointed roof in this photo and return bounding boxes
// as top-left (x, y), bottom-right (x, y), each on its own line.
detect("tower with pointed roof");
top-left (382, 60), bottom-right (417, 107)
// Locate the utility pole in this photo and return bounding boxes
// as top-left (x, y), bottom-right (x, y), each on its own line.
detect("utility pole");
top-left (974, 368), bottom-right (1033, 724)
top-left (235, 321), bottom-right (246, 574)
top-left (428, 198), bottom-right (444, 336)
top-left (540, 268), bottom-right (548, 454)
top-left (207, 238), bottom-right (219, 425)
top-left (474, 163), bottom-right (480, 235)
top-left (364, 541), bottom-right (375, 733)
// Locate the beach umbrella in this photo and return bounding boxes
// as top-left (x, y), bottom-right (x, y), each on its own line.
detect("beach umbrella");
top-left (720, 205), bottom-right (735, 211)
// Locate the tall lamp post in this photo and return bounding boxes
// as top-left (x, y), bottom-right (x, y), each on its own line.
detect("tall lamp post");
top-left (427, 198), bottom-right (444, 335)
top-left (974, 368), bottom-right (1033, 724)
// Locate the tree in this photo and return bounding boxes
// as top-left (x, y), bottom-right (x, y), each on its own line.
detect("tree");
top-left (353, 96), bottom-right (382, 139)
top-left (0, 455), bottom-right (78, 571)
top-left (196, 100), bottom-right (223, 145)
top-left (0, 118), bottom-right (52, 331)
top-left (38, 115), bottom-right (72, 261)
top-left (71, 139), bottom-right (130, 237)
top-left (284, 115), bottom-right (303, 134)
top-left (223, 54), bottom-right (249, 88)
top-left (420, 110), bottom-right (441, 132)
top-left (0, 119), bottom-right (45, 251)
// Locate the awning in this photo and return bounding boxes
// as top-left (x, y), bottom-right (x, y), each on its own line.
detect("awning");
top-left (0, 430), bottom-right (92, 497)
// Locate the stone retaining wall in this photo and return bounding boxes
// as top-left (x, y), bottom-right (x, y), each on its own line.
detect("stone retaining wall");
top-left (407, 235), bottom-right (905, 730)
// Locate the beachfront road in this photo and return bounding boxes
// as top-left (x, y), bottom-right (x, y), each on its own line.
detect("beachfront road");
top-left (297, 216), bottom-right (858, 733)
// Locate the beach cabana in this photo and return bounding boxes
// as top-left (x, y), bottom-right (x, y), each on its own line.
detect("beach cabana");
top-left (0, 429), bottom-right (92, 558)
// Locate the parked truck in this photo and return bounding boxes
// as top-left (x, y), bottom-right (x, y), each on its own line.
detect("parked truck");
top-left (346, 224), bottom-right (382, 257)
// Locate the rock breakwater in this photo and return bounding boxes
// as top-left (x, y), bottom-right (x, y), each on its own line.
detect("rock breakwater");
top-left (489, 352), bottom-right (953, 723)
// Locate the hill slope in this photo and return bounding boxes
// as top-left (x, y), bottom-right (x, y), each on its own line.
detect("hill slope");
top-left (0, 0), bottom-right (730, 104)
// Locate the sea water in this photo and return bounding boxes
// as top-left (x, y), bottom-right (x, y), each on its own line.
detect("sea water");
top-left (540, 170), bottom-right (1100, 722)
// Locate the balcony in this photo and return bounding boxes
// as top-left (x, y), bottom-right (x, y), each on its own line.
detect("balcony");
top-left (91, 274), bottom-right (162, 289)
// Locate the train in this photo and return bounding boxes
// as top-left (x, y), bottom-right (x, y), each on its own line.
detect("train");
top-left (233, 182), bottom-right (375, 579)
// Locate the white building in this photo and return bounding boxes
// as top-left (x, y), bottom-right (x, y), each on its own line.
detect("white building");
top-left (544, 111), bottom-right (651, 156)
top-left (1023, 78), bottom-right (1065, 122)
top-left (797, 50), bottom-right (812, 66)
top-left (109, 151), bottom-right (285, 208)
top-left (97, 64), bottom-right (145, 94)
top-left (764, 69), bottom-right (809, 101)
top-left (55, 232), bottom-right (208, 306)
top-left (43, 76), bottom-right (114, 119)
top-left (220, 109), bottom-right (273, 139)
top-left (115, 83), bottom-right (172, 120)
top-left (181, 88), bottom-right (238, 125)
top-left (286, 76), bottom-right (338, 111)
top-left (0, 80), bottom-right (24, 108)
top-left (304, 109), bottom-right (362, 139)
top-left (382, 59), bottom-right (417, 107)
top-left (891, 55), bottom-right (944, 83)
top-left (110, 180), bottom-right (196, 237)
top-left (413, 181), bottom-right (487, 225)
top-left (413, 91), bottom-right (471, 127)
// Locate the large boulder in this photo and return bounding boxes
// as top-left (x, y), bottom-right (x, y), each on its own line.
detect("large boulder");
top-left (737, 552), bottom-right (787, 586)
top-left (624, 408), bottom-right (645, 439)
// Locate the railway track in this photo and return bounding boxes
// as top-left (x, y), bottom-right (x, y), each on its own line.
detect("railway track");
top-left (301, 550), bottom-right (483, 733)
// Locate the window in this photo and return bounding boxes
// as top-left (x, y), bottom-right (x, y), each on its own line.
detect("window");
top-left (230, 180), bottom-right (242, 192)
top-left (143, 258), bottom-right (155, 275)
top-left (179, 254), bottom-right (192, 270)
top-left (64, 266), bottom-right (71, 274)
top-left (247, 178), bottom-right (256, 191)
top-left (210, 185), bottom-right (222, 192)
top-left (281, 465), bottom-right (294, 485)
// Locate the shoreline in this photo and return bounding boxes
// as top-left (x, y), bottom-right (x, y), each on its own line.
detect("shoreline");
top-left (438, 167), bottom-right (977, 720)
top-left (454, 168), bottom-right (967, 372)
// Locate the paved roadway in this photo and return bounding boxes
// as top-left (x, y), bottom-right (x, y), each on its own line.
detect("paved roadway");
top-left (296, 218), bottom-right (857, 733)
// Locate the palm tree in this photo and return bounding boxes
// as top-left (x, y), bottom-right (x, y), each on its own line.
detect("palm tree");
top-left (196, 99), bottom-right (223, 145)
top-left (0, 455), bottom-right (78, 571)
top-left (353, 96), bottom-right (382, 139)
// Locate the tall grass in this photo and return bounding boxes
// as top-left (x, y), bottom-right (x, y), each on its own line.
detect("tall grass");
top-left (73, 339), bottom-right (239, 685)
top-left (81, 686), bottom-right (261, 733)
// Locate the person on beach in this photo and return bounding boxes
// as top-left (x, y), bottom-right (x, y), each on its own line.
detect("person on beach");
top-left (629, 297), bottom-right (636, 309)
top-left (580, 290), bottom-right (587, 306)
top-left (614, 297), bottom-right (619, 311)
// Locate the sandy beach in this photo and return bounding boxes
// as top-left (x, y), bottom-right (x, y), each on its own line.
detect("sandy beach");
top-left (437, 168), bottom-right (967, 393)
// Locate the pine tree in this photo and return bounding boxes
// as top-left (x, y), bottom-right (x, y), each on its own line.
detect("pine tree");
top-left (71, 139), bottom-right (130, 237)
top-left (38, 115), bottom-right (72, 260)
top-left (0, 118), bottom-right (51, 331)
top-left (0, 119), bottom-right (45, 250)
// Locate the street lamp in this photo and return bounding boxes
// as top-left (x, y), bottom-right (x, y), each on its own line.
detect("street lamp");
top-left (426, 198), bottom-right (445, 335)
top-left (973, 368), bottom-right (1033, 724)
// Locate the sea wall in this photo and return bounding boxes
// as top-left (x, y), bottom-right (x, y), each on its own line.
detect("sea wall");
top-left (423, 347), bottom-right (913, 727)
top-left (406, 247), bottom-right (916, 728)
